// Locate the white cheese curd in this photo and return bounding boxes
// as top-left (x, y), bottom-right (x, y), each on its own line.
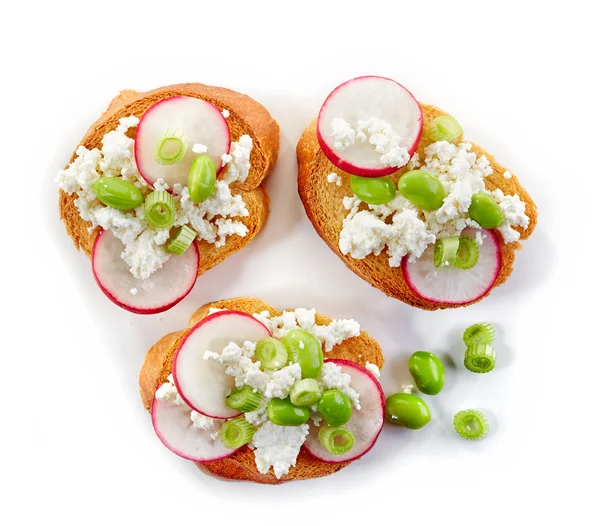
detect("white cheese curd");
top-left (504, 170), bottom-right (513, 179)
top-left (221, 109), bottom-right (230, 119)
top-left (190, 411), bottom-right (216, 431)
top-left (330, 117), bottom-right (356, 150)
top-left (192, 143), bottom-right (208, 154)
top-left (337, 140), bottom-right (530, 265)
top-left (252, 422), bottom-right (310, 479)
top-left (318, 362), bottom-right (361, 409)
top-left (327, 172), bottom-right (342, 186)
top-left (253, 309), bottom-right (360, 351)
top-left (56, 117), bottom-right (253, 279)
top-left (198, 310), bottom-right (363, 478)
top-left (365, 361), bottom-right (381, 379)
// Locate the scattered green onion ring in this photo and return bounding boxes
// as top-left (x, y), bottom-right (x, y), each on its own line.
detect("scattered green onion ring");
top-left (144, 191), bottom-right (175, 230)
top-left (219, 417), bottom-right (255, 449)
top-left (154, 130), bottom-right (187, 165)
top-left (290, 379), bottom-right (321, 407)
top-left (318, 426), bottom-right (355, 455)
top-left (455, 237), bottom-right (479, 270)
top-left (453, 410), bottom-right (489, 440)
top-left (464, 344), bottom-right (496, 373)
top-left (426, 115), bottom-right (463, 143)
top-left (225, 386), bottom-right (263, 413)
top-left (255, 337), bottom-right (288, 371)
top-left (463, 323), bottom-right (496, 346)
top-left (434, 237), bottom-right (460, 267)
top-left (167, 226), bottom-right (197, 255)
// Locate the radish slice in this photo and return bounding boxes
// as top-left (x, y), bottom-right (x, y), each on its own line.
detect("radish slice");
top-left (135, 96), bottom-right (230, 188)
top-left (173, 311), bottom-right (271, 419)
top-left (151, 397), bottom-right (235, 462)
top-left (402, 229), bottom-right (502, 305)
top-left (317, 76), bottom-right (422, 177)
top-left (303, 359), bottom-right (385, 463)
top-left (92, 230), bottom-right (198, 314)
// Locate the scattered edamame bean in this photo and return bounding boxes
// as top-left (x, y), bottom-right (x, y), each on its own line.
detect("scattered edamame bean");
top-left (350, 175), bottom-right (397, 205)
top-left (468, 193), bottom-right (504, 229)
top-left (408, 351), bottom-right (445, 395)
top-left (385, 393), bottom-right (431, 429)
top-left (398, 170), bottom-right (446, 211)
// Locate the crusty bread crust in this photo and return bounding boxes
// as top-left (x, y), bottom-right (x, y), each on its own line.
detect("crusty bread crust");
top-left (297, 104), bottom-right (538, 310)
top-left (138, 297), bottom-right (384, 484)
top-left (58, 83), bottom-right (279, 275)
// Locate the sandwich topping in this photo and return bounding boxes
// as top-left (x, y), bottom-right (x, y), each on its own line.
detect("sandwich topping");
top-left (152, 309), bottom-right (384, 479)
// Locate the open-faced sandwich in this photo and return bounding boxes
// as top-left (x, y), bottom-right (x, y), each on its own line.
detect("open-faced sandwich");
top-left (57, 83), bottom-right (279, 314)
top-left (139, 297), bottom-right (385, 484)
top-left (297, 76), bottom-right (537, 309)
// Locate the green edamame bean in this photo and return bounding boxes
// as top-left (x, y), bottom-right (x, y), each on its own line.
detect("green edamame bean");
top-left (385, 393), bottom-right (431, 429)
top-left (350, 175), bottom-right (396, 205)
top-left (317, 389), bottom-right (353, 426)
top-left (408, 351), bottom-right (445, 395)
top-left (188, 155), bottom-right (217, 203)
top-left (398, 170), bottom-right (446, 211)
top-left (283, 329), bottom-right (323, 379)
top-left (267, 398), bottom-right (310, 426)
top-left (92, 177), bottom-right (143, 210)
top-left (468, 193), bottom-right (504, 229)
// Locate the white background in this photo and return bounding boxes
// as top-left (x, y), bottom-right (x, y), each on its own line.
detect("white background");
top-left (3, 1), bottom-right (598, 524)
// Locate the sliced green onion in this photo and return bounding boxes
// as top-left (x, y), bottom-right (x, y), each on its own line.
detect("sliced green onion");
top-left (144, 191), bottom-right (175, 230)
top-left (255, 337), bottom-right (288, 371)
top-left (225, 386), bottom-right (263, 413)
top-left (453, 410), bottom-right (489, 440)
top-left (167, 226), bottom-right (197, 255)
top-left (463, 323), bottom-right (496, 346)
top-left (464, 344), bottom-right (496, 373)
top-left (318, 426), bottom-right (355, 455)
top-left (219, 417), bottom-right (255, 449)
top-left (434, 237), bottom-right (460, 267)
top-left (455, 237), bottom-right (479, 270)
top-left (154, 130), bottom-right (187, 165)
top-left (290, 379), bottom-right (321, 407)
top-left (426, 115), bottom-right (463, 143)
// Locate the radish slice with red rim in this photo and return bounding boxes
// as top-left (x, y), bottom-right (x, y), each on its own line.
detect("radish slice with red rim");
top-left (173, 311), bottom-right (271, 419)
top-left (135, 96), bottom-right (230, 188)
top-left (303, 359), bottom-right (385, 463)
top-left (92, 229), bottom-right (199, 314)
top-left (151, 397), bottom-right (235, 462)
top-left (317, 76), bottom-right (422, 177)
top-left (402, 228), bottom-right (502, 305)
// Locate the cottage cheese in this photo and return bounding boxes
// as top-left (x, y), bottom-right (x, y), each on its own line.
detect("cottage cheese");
top-left (56, 117), bottom-right (253, 279)
top-left (252, 309), bottom-right (360, 351)
top-left (329, 117), bottom-right (410, 169)
top-left (365, 361), bottom-right (380, 379)
top-left (252, 422), bottom-right (310, 478)
top-left (327, 172), bottom-right (342, 186)
top-left (337, 140), bottom-right (529, 265)
top-left (199, 310), bottom-right (363, 478)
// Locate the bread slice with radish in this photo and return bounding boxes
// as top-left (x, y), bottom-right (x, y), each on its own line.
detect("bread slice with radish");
top-left (58, 83), bottom-right (279, 311)
top-left (139, 297), bottom-right (384, 484)
top-left (297, 78), bottom-right (538, 310)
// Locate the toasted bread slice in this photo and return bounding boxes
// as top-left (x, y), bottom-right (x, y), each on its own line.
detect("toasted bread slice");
top-left (297, 104), bottom-right (538, 310)
top-left (139, 297), bottom-right (384, 484)
top-left (59, 83), bottom-right (279, 276)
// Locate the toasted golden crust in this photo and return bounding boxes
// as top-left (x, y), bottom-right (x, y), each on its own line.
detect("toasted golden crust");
top-left (297, 104), bottom-right (538, 310)
top-left (58, 83), bottom-right (279, 272)
top-left (139, 297), bottom-right (384, 484)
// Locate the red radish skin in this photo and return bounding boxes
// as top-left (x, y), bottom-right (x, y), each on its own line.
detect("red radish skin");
top-left (402, 228), bottom-right (502, 305)
top-left (317, 76), bottom-right (423, 178)
top-left (173, 311), bottom-right (271, 419)
top-left (135, 96), bottom-right (230, 189)
top-left (303, 359), bottom-right (385, 464)
top-left (91, 230), bottom-right (199, 315)
top-left (151, 396), bottom-right (236, 462)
